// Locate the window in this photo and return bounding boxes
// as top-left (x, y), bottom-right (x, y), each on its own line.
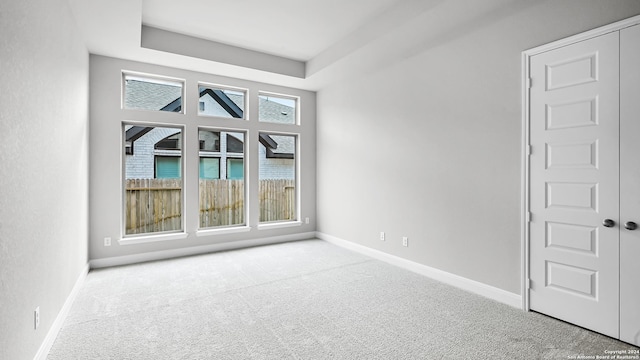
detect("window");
top-left (124, 125), bottom-right (183, 235)
top-left (123, 74), bottom-right (184, 113)
top-left (199, 158), bottom-right (220, 179)
top-left (199, 129), bottom-right (246, 229)
top-left (119, 70), bottom-right (306, 239)
top-left (258, 133), bottom-right (296, 223)
top-left (259, 93), bottom-right (297, 124)
top-left (199, 130), bottom-right (220, 152)
top-left (227, 158), bottom-right (244, 180)
top-left (198, 85), bottom-right (246, 119)
top-left (155, 156), bottom-right (181, 178)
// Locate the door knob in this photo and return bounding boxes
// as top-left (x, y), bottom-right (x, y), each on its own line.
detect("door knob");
top-left (603, 219), bottom-right (615, 228)
top-left (625, 221), bottom-right (637, 230)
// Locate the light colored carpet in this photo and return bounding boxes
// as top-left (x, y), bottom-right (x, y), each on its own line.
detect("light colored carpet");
top-left (47, 239), bottom-right (637, 359)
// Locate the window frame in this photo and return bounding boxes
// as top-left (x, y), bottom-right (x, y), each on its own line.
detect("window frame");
top-left (117, 70), bottom-right (308, 243)
top-left (226, 158), bottom-right (244, 180)
top-left (197, 127), bottom-right (249, 232)
top-left (199, 157), bottom-right (221, 180)
top-left (256, 131), bottom-right (300, 227)
top-left (121, 122), bottom-right (187, 242)
top-left (258, 91), bottom-right (300, 125)
top-left (155, 155), bottom-right (182, 179)
top-left (122, 72), bottom-right (186, 114)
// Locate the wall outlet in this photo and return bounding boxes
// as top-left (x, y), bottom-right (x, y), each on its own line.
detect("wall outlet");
top-left (402, 237), bottom-right (408, 247)
top-left (305, 217), bottom-right (310, 224)
top-left (34, 307), bottom-right (40, 329)
top-left (380, 232), bottom-right (385, 241)
top-left (104, 237), bottom-right (111, 246)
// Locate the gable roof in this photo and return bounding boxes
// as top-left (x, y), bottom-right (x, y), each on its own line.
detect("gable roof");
top-left (125, 82), bottom-right (295, 158)
top-left (200, 88), bottom-right (243, 118)
top-left (124, 79), bottom-right (182, 112)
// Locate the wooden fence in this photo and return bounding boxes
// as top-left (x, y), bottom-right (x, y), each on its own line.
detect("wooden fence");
top-left (199, 179), bottom-right (244, 228)
top-left (259, 179), bottom-right (295, 223)
top-left (125, 178), bottom-right (182, 235)
top-left (125, 179), bottom-right (295, 234)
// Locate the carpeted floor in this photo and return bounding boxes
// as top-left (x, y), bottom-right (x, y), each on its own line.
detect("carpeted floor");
top-left (47, 239), bottom-right (638, 359)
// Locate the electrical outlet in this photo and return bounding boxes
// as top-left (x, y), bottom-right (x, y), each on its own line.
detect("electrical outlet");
top-left (380, 232), bottom-right (385, 241)
top-left (402, 237), bottom-right (408, 247)
top-left (34, 307), bottom-right (40, 329)
top-left (305, 217), bottom-right (310, 224)
top-left (104, 237), bottom-right (111, 246)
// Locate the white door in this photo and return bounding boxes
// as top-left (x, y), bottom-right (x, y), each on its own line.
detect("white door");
top-left (529, 32), bottom-right (620, 338)
top-left (620, 24), bottom-right (640, 346)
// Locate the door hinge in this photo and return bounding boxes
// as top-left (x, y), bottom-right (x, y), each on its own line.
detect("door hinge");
top-left (526, 278), bottom-right (532, 290)
top-left (526, 145), bottom-right (532, 156)
top-left (526, 77), bottom-right (532, 89)
top-left (526, 211), bottom-right (532, 222)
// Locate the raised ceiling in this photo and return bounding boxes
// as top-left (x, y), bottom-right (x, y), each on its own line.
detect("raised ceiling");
top-left (67, 0), bottom-right (529, 90)
top-left (141, 0), bottom-right (400, 62)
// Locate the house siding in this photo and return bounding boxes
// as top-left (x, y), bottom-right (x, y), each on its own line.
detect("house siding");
top-left (259, 143), bottom-right (295, 180)
top-left (126, 127), bottom-right (181, 179)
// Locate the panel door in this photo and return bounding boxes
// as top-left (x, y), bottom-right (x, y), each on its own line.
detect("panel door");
top-left (529, 32), bottom-right (620, 338)
top-left (620, 23), bottom-right (640, 346)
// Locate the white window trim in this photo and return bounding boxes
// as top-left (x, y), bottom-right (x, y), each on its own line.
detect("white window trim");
top-left (122, 71), bottom-right (186, 114)
top-left (199, 152), bottom-right (222, 157)
top-left (119, 74), bottom-right (307, 243)
top-left (122, 122), bottom-right (186, 240)
top-left (196, 226), bottom-right (252, 237)
top-left (119, 231), bottom-right (189, 245)
top-left (155, 149), bottom-right (181, 156)
top-left (258, 131), bottom-right (300, 225)
top-left (257, 221), bottom-right (302, 230)
top-left (258, 91), bottom-right (300, 125)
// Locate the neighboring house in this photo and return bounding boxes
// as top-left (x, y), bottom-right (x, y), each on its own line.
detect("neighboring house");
top-left (124, 79), bottom-right (296, 180)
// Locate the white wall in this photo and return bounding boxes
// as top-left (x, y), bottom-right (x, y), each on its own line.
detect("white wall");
top-left (89, 55), bottom-right (316, 261)
top-left (316, 0), bottom-right (640, 295)
top-left (0, 0), bottom-right (89, 359)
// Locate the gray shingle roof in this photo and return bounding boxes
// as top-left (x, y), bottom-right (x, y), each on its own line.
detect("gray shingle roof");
top-left (268, 135), bottom-right (295, 155)
top-left (258, 97), bottom-right (295, 124)
top-left (126, 82), bottom-right (296, 156)
top-left (124, 80), bottom-right (182, 111)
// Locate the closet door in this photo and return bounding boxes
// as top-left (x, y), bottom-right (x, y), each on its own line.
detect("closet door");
top-left (620, 23), bottom-right (640, 347)
top-left (529, 31), bottom-right (620, 338)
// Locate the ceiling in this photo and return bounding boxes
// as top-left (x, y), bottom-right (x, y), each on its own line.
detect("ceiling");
top-left (67, 0), bottom-right (527, 90)
top-left (141, 0), bottom-right (400, 62)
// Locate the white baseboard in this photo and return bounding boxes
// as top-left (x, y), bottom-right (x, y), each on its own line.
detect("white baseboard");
top-left (34, 263), bottom-right (89, 360)
top-left (90, 232), bottom-right (317, 269)
top-left (316, 232), bottom-right (522, 309)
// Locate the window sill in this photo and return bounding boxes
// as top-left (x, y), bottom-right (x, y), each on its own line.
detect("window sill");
top-left (257, 221), bottom-right (302, 231)
top-left (119, 232), bottom-right (188, 245)
top-left (196, 226), bottom-right (251, 237)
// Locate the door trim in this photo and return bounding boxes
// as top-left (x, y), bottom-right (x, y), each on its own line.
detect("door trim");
top-left (521, 14), bottom-right (640, 312)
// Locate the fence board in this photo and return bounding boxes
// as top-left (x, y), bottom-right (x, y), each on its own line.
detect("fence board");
top-left (125, 178), bottom-right (182, 235)
top-left (259, 179), bottom-right (295, 222)
top-left (125, 178), bottom-right (295, 234)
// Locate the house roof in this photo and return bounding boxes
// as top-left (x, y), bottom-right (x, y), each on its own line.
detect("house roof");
top-left (258, 97), bottom-right (295, 124)
top-left (126, 82), bottom-right (295, 158)
top-left (200, 88), bottom-right (243, 118)
top-left (124, 79), bottom-right (182, 112)
top-left (267, 135), bottom-right (295, 159)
